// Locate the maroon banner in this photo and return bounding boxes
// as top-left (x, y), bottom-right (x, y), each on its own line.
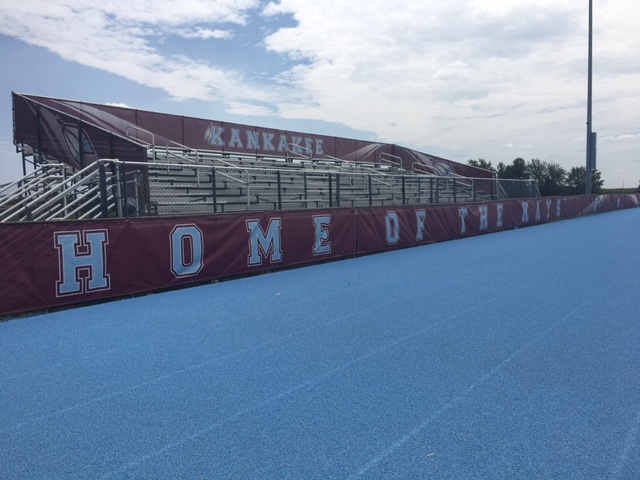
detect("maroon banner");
top-left (0, 209), bottom-right (356, 316)
top-left (356, 194), bottom-right (640, 254)
top-left (1, 195), bottom-right (638, 317)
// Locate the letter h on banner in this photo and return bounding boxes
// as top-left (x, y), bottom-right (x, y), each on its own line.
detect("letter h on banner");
top-left (54, 230), bottom-right (110, 297)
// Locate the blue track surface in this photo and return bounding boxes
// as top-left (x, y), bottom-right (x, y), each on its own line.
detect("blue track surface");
top-left (2, 209), bottom-right (639, 479)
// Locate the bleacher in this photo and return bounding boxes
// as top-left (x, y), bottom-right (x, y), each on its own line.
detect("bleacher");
top-left (135, 146), bottom-right (494, 217)
top-left (1, 93), bottom-right (539, 222)
top-left (0, 143), bottom-right (499, 222)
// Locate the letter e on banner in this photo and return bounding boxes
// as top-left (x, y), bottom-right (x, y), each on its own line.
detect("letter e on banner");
top-left (170, 225), bottom-right (204, 278)
top-left (313, 215), bottom-right (332, 256)
top-left (54, 230), bottom-right (110, 297)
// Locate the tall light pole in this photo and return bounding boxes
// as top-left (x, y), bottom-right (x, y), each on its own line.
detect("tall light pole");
top-left (585, 0), bottom-right (593, 194)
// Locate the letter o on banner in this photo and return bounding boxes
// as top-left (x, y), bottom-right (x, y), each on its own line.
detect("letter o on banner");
top-left (386, 211), bottom-right (400, 245)
top-left (170, 225), bottom-right (204, 278)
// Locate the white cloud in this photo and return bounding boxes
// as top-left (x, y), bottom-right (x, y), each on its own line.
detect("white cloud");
top-left (178, 28), bottom-right (235, 40)
top-left (603, 133), bottom-right (640, 142)
top-left (226, 102), bottom-right (276, 116)
top-left (0, 1), bottom-right (265, 103)
top-left (106, 102), bottom-right (133, 108)
top-left (0, 0), bottom-right (639, 187)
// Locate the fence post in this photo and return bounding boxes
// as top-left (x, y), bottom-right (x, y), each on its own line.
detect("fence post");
top-left (453, 178), bottom-right (457, 203)
top-left (336, 173), bottom-right (341, 208)
top-left (472, 178), bottom-right (477, 202)
top-left (435, 178), bottom-right (440, 204)
top-left (98, 162), bottom-right (109, 218)
top-left (368, 175), bottom-right (372, 206)
top-left (303, 172), bottom-right (308, 206)
top-left (121, 162), bottom-right (129, 218)
top-left (212, 166), bottom-right (217, 213)
top-left (328, 173), bottom-right (333, 208)
top-left (277, 170), bottom-right (282, 210)
top-left (402, 176), bottom-right (406, 205)
top-left (430, 177), bottom-right (434, 204)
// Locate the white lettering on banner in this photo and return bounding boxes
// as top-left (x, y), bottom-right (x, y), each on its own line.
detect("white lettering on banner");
top-left (229, 128), bottom-right (243, 148)
top-left (521, 202), bottom-right (530, 223)
top-left (546, 199), bottom-right (552, 219)
top-left (536, 201), bottom-right (541, 221)
top-left (54, 230), bottom-right (110, 297)
top-left (459, 207), bottom-right (469, 234)
top-left (556, 199), bottom-right (562, 217)
top-left (170, 225), bottom-right (204, 278)
top-left (496, 203), bottom-right (504, 228)
top-left (416, 209), bottom-right (427, 241)
top-left (291, 136), bottom-right (303, 154)
top-left (246, 130), bottom-right (260, 150)
top-left (313, 215), bottom-right (332, 255)
top-left (386, 211), bottom-right (400, 245)
top-left (204, 125), bottom-right (224, 146)
top-left (204, 124), bottom-right (326, 156)
top-left (247, 218), bottom-right (283, 266)
top-left (263, 132), bottom-right (275, 151)
top-left (278, 135), bottom-right (288, 152)
top-left (479, 206), bottom-right (489, 231)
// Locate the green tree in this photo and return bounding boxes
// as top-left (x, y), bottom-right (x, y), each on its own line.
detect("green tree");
top-left (499, 157), bottom-right (528, 179)
top-left (637, 181), bottom-right (640, 193)
top-left (467, 158), bottom-right (496, 173)
top-left (546, 163), bottom-right (568, 196)
top-left (566, 166), bottom-right (604, 194)
top-left (526, 158), bottom-right (566, 196)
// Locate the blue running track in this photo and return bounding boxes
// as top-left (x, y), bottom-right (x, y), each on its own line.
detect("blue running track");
top-left (1, 208), bottom-right (639, 479)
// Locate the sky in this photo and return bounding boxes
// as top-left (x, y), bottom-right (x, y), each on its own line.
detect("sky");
top-left (0, 0), bottom-right (638, 188)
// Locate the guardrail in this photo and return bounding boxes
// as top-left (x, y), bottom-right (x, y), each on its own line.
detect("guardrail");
top-left (0, 159), bottom-right (539, 222)
top-left (94, 160), bottom-right (510, 218)
top-left (0, 161), bottom-right (119, 222)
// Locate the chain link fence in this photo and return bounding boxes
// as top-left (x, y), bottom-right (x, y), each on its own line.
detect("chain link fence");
top-left (104, 160), bottom-right (539, 218)
top-left (0, 159), bottom-right (540, 221)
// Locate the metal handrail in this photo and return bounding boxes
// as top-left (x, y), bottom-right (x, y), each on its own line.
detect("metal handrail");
top-left (126, 125), bottom-right (156, 160)
top-left (162, 141), bottom-right (200, 164)
top-left (39, 182), bottom-right (102, 222)
top-left (287, 143), bottom-right (313, 160)
top-left (30, 167), bottom-right (103, 218)
top-left (379, 152), bottom-right (403, 167)
top-left (0, 166), bottom-right (73, 221)
top-left (411, 162), bottom-right (438, 176)
top-left (0, 164), bottom-right (66, 198)
top-left (320, 156), bottom-right (390, 184)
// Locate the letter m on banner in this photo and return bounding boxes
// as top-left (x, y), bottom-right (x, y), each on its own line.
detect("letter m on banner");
top-left (246, 218), bottom-right (282, 267)
top-left (54, 230), bottom-right (110, 297)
